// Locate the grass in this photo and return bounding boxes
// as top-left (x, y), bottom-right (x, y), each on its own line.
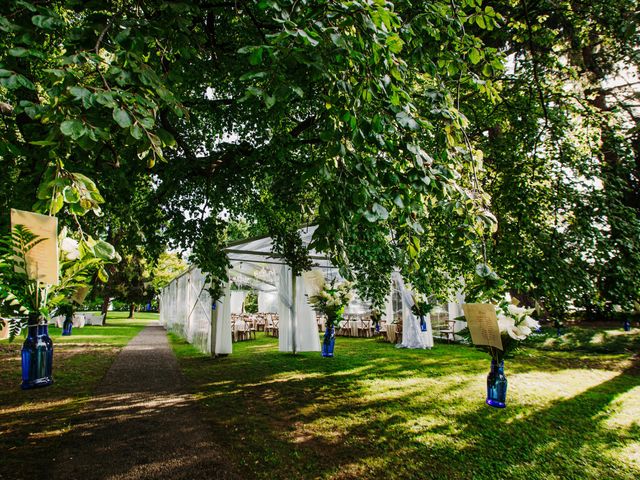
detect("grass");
top-left (0, 312), bottom-right (155, 475)
top-left (170, 332), bottom-right (640, 480)
top-left (528, 325), bottom-right (640, 354)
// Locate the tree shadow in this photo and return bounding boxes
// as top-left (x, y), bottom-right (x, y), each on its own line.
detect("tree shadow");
top-left (175, 335), bottom-right (640, 479)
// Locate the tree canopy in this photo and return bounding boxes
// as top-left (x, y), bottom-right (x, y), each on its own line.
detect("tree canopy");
top-left (1, 0), bottom-right (638, 316)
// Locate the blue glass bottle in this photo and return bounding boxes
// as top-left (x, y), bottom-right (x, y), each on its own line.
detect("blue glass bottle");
top-left (62, 313), bottom-right (73, 336)
top-left (21, 314), bottom-right (54, 390)
top-left (486, 359), bottom-right (507, 408)
top-left (419, 315), bottom-right (427, 332)
top-left (322, 325), bottom-right (335, 357)
top-left (623, 319), bottom-right (631, 332)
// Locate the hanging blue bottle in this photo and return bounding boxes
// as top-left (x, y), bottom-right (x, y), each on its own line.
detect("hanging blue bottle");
top-left (486, 359), bottom-right (507, 408)
top-left (322, 325), bottom-right (335, 357)
top-left (21, 313), bottom-right (54, 390)
top-left (62, 313), bottom-right (73, 336)
top-left (419, 315), bottom-right (427, 332)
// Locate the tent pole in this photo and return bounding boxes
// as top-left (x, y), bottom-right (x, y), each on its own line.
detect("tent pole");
top-left (291, 272), bottom-right (297, 355)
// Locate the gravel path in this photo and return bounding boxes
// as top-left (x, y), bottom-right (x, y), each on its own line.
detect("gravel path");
top-left (52, 323), bottom-right (237, 480)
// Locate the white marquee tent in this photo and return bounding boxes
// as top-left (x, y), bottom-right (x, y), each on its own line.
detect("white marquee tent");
top-left (159, 226), bottom-right (465, 356)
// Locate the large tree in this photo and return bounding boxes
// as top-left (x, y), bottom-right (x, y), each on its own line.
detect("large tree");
top-left (2, 0), bottom-right (638, 314)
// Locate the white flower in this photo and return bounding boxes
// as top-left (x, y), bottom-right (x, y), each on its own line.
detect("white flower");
top-left (303, 270), bottom-right (326, 296)
top-left (521, 315), bottom-right (540, 331)
top-left (60, 237), bottom-right (80, 261)
top-left (497, 313), bottom-right (514, 334)
top-left (506, 303), bottom-right (534, 318)
top-left (497, 312), bottom-right (529, 340)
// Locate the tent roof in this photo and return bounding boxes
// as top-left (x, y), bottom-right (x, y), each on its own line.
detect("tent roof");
top-left (224, 225), bottom-right (334, 291)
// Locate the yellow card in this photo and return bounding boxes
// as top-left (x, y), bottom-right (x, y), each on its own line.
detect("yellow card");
top-left (71, 286), bottom-right (90, 305)
top-left (10, 209), bottom-right (59, 285)
top-left (462, 303), bottom-right (503, 351)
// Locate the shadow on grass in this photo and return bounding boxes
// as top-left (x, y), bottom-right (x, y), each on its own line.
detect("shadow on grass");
top-left (172, 333), bottom-right (640, 480)
top-left (529, 326), bottom-right (640, 354)
top-left (0, 320), bottom-right (152, 479)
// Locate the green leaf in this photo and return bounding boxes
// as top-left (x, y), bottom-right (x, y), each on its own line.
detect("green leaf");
top-left (264, 94), bottom-right (276, 109)
top-left (249, 47), bottom-right (263, 66)
top-left (364, 211), bottom-right (378, 222)
top-left (385, 34), bottom-right (404, 54)
top-left (396, 111), bottom-right (419, 130)
top-left (156, 128), bottom-right (176, 147)
top-left (60, 119), bottom-right (85, 139)
top-left (62, 186), bottom-right (80, 203)
top-left (50, 194), bottom-right (63, 214)
top-left (32, 15), bottom-right (58, 29)
top-left (130, 124), bottom-right (143, 140)
top-left (139, 117), bottom-right (154, 129)
top-left (372, 202), bottom-right (389, 220)
top-left (469, 48), bottom-right (482, 65)
top-left (94, 240), bottom-right (116, 261)
top-left (8, 47), bottom-right (28, 57)
top-left (97, 267), bottom-right (109, 283)
top-left (69, 86), bottom-right (91, 100)
top-left (112, 108), bottom-right (132, 128)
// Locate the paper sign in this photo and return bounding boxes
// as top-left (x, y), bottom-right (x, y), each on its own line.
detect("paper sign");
top-left (10, 209), bottom-right (59, 285)
top-left (462, 303), bottom-right (503, 351)
top-left (71, 286), bottom-right (90, 305)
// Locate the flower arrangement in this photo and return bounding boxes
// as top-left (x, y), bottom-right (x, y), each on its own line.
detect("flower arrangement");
top-left (488, 296), bottom-right (541, 360)
top-left (305, 271), bottom-right (354, 328)
top-left (411, 292), bottom-right (434, 318)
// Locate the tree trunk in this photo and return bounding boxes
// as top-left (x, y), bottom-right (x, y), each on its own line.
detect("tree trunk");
top-left (101, 296), bottom-right (110, 325)
top-left (128, 303), bottom-right (136, 319)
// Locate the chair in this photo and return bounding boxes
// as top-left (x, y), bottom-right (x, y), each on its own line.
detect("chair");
top-left (246, 315), bottom-right (257, 340)
top-left (256, 313), bottom-right (266, 332)
top-left (440, 319), bottom-right (456, 343)
top-left (358, 315), bottom-right (373, 337)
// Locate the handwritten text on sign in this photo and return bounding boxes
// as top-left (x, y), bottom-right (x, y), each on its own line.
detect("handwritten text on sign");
top-left (462, 303), bottom-right (503, 351)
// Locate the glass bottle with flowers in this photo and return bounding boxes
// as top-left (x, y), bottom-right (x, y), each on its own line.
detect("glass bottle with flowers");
top-left (411, 292), bottom-right (434, 332)
top-left (483, 298), bottom-right (540, 407)
top-left (463, 264), bottom-right (540, 408)
top-left (306, 273), bottom-right (354, 357)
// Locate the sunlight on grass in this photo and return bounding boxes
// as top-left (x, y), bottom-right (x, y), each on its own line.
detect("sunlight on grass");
top-left (513, 369), bottom-right (622, 404)
top-left (171, 331), bottom-right (640, 480)
top-left (0, 398), bottom-right (76, 415)
top-left (604, 387), bottom-right (640, 429)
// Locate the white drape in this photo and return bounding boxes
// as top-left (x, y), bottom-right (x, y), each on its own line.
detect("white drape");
top-left (392, 271), bottom-right (433, 349)
top-left (258, 291), bottom-right (279, 313)
top-left (383, 291), bottom-right (393, 322)
top-left (278, 264), bottom-right (294, 352)
top-left (212, 280), bottom-right (233, 355)
top-left (230, 290), bottom-right (248, 313)
top-left (296, 273), bottom-right (321, 352)
top-left (277, 266), bottom-right (321, 353)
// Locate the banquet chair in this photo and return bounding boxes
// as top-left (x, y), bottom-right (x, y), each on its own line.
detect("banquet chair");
top-left (440, 319), bottom-right (456, 343)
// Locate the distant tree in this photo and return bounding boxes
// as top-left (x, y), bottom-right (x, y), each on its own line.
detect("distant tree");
top-left (151, 252), bottom-right (188, 293)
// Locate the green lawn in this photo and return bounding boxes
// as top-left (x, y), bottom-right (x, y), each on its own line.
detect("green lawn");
top-left (528, 325), bottom-right (640, 354)
top-left (0, 313), bottom-right (155, 474)
top-left (170, 332), bottom-right (640, 480)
